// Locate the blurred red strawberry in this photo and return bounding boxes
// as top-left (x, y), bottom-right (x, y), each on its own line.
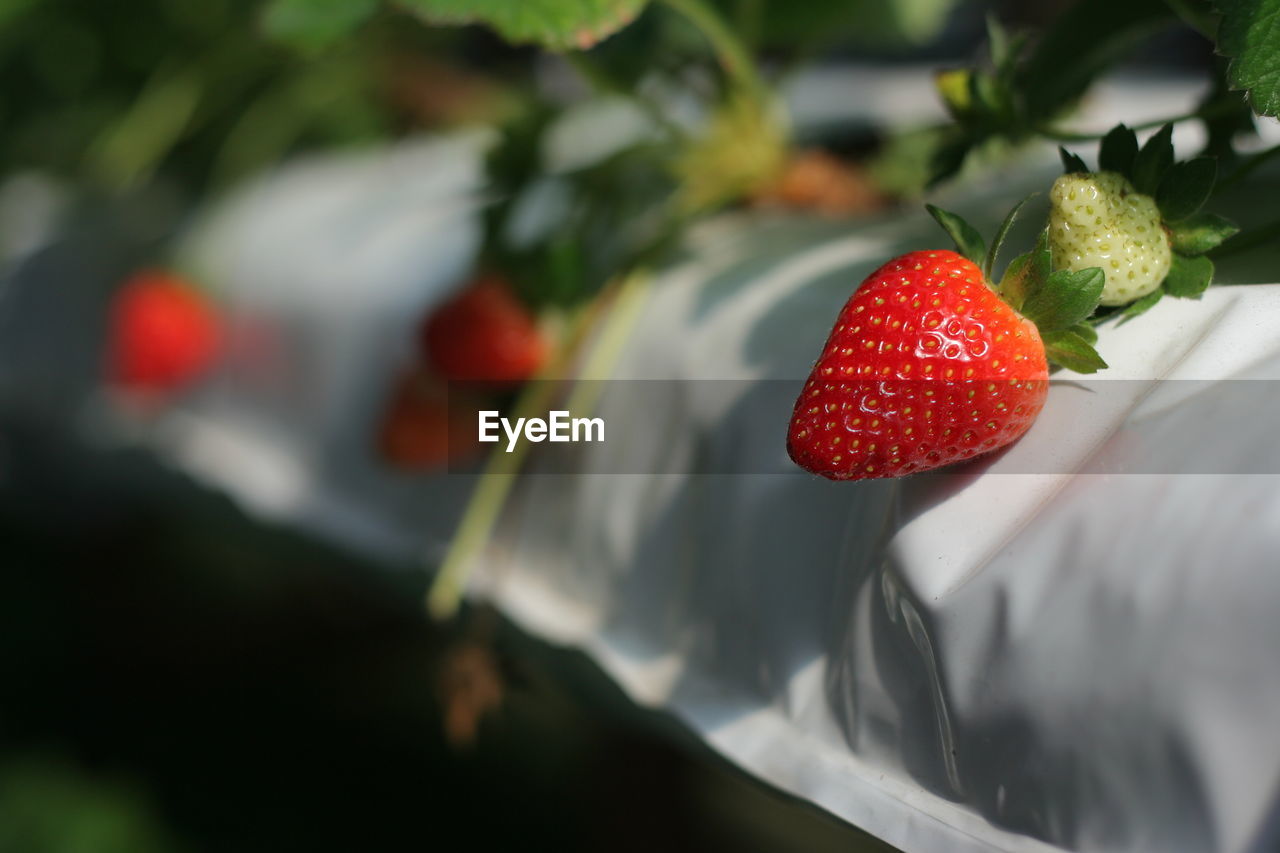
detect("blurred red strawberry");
top-left (379, 368), bottom-right (479, 471)
top-left (422, 274), bottom-right (547, 384)
top-left (108, 269), bottom-right (221, 394)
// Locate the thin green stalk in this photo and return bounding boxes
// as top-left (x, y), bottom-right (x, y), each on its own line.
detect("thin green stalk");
top-left (425, 386), bottom-right (551, 622)
top-left (1216, 143), bottom-right (1280, 192)
top-left (660, 0), bottom-right (765, 98)
top-left (1035, 100), bottom-right (1239, 143)
top-left (425, 271), bottom-right (653, 621)
top-left (562, 269), bottom-right (652, 416)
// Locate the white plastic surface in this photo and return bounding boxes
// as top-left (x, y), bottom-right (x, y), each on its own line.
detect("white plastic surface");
top-left (466, 208), bottom-right (1280, 852)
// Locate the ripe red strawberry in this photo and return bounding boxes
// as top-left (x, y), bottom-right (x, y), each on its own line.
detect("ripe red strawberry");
top-left (422, 274), bottom-right (547, 384)
top-left (108, 269), bottom-right (221, 394)
top-left (787, 249), bottom-right (1052, 480)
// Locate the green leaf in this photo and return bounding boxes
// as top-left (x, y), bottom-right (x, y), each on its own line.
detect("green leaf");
top-left (1043, 329), bottom-right (1109, 374)
top-left (1016, 0), bottom-right (1175, 121)
top-left (1021, 266), bottom-right (1105, 332)
top-left (1115, 289), bottom-right (1163, 324)
top-left (1169, 211), bottom-right (1241, 255)
top-left (1069, 321), bottom-right (1099, 343)
top-left (926, 204), bottom-right (986, 265)
top-left (1099, 124), bottom-right (1138, 176)
top-left (1215, 0), bottom-right (1280, 117)
top-left (261, 0), bottom-right (378, 51)
top-left (1162, 253), bottom-right (1215, 297)
top-left (1131, 124), bottom-right (1174, 194)
top-left (998, 230), bottom-right (1050, 309)
top-left (397, 0), bottom-right (649, 50)
top-left (1156, 157), bottom-right (1217, 221)
top-left (1059, 146), bottom-right (1088, 173)
top-left (983, 193), bottom-right (1036, 281)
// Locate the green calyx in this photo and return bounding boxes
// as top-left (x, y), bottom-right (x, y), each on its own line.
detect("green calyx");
top-left (927, 200), bottom-right (1108, 374)
top-left (1058, 123), bottom-right (1240, 322)
top-left (1000, 229), bottom-right (1107, 373)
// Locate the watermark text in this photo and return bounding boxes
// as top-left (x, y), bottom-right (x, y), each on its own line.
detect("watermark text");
top-left (478, 410), bottom-right (604, 453)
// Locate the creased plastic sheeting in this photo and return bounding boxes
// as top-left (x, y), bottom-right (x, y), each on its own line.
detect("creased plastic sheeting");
top-left (468, 211), bottom-right (1280, 853)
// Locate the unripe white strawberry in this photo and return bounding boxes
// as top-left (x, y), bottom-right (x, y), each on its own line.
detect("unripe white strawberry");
top-left (1048, 171), bottom-right (1171, 306)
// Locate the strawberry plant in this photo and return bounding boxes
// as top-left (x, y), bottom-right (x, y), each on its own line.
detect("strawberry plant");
top-left (1053, 126), bottom-right (1240, 321)
top-left (240, 0), bottom-right (1280, 606)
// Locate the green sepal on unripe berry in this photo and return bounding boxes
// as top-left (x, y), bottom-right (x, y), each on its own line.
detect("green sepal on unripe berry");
top-left (1130, 124), bottom-right (1174, 196)
top-left (1163, 254), bottom-right (1215, 298)
top-left (1168, 212), bottom-right (1240, 256)
top-left (1099, 124), bottom-right (1139, 174)
top-left (1054, 123), bottom-right (1239, 314)
top-left (1114, 289), bottom-right (1163, 325)
top-left (1156, 158), bottom-right (1217, 221)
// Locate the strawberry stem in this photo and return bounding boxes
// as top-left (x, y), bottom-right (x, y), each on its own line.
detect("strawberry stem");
top-left (425, 269), bottom-right (653, 621)
top-left (1032, 100), bottom-right (1241, 142)
top-left (660, 0), bottom-right (767, 100)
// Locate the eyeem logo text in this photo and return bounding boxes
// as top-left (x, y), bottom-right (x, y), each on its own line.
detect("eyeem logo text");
top-left (478, 410), bottom-right (605, 453)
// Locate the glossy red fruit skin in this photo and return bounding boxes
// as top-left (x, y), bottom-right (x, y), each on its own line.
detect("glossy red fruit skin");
top-left (422, 275), bottom-right (546, 384)
top-left (787, 250), bottom-right (1049, 480)
top-left (108, 270), bottom-right (221, 394)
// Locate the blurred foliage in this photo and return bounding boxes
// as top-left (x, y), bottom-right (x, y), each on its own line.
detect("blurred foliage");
top-left (261, 0), bottom-right (379, 52)
top-left (920, 0), bottom-right (1280, 192)
top-left (673, 93), bottom-right (785, 212)
top-left (262, 0), bottom-right (963, 61)
top-left (0, 0), bottom-right (441, 192)
top-left (718, 0), bottom-right (961, 52)
top-left (265, 0), bottom-right (650, 52)
top-left (0, 758), bottom-right (181, 853)
top-left (482, 102), bottom-right (678, 309)
top-left (397, 0), bottom-right (650, 51)
top-left (1014, 0), bottom-right (1177, 124)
